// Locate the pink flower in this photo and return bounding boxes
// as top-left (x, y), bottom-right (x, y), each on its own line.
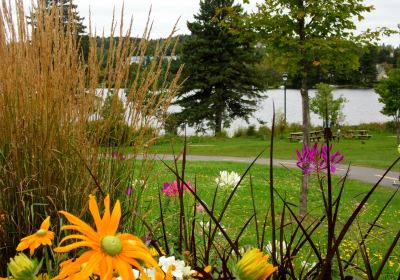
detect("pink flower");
top-left (126, 187), bottom-right (133, 196)
top-left (162, 180), bottom-right (191, 197)
top-left (196, 203), bottom-right (205, 212)
top-left (296, 143), bottom-right (344, 174)
top-left (353, 201), bottom-right (367, 210)
top-left (112, 151), bottom-right (125, 160)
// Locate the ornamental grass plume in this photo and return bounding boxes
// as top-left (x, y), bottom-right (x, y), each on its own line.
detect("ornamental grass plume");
top-left (16, 217), bottom-right (54, 256)
top-left (0, 0), bottom-right (181, 271)
top-left (234, 248), bottom-right (277, 280)
top-left (53, 195), bottom-right (162, 280)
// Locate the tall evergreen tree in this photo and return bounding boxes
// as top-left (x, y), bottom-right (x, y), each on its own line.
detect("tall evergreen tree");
top-left (29, 1), bottom-right (88, 59)
top-left (174, 0), bottom-right (267, 135)
top-left (45, 0), bottom-right (86, 35)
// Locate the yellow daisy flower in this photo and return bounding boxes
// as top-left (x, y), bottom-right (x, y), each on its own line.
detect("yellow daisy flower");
top-left (54, 194), bottom-right (161, 280)
top-left (16, 216), bottom-right (54, 256)
top-left (234, 248), bottom-right (277, 280)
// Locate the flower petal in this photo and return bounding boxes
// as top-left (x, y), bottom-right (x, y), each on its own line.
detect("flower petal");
top-left (107, 200), bottom-right (121, 235)
top-left (16, 236), bottom-right (33, 251)
top-left (54, 241), bottom-right (97, 253)
top-left (113, 257), bottom-right (135, 280)
top-left (59, 211), bottom-right (98, 240)
top-left (101, 195), bottom-right (111, 230)
top-left (40, 216), bottom-right (51, 230)
top-left (89, 195), bottom-right (103, 234)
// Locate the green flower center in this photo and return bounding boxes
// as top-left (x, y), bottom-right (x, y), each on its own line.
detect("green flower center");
top-left (101, 235), bottom-right (123, 256)
top-left (36, 229), bottom-right (47, 236)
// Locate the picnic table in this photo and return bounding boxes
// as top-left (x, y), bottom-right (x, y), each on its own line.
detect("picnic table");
top-left (289, 130), bottom-right (324, 142)
top-left (345, 129), bottom-right (372, 140)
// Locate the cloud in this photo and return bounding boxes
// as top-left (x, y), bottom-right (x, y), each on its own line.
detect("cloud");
top-left (21, 0), bottom-right (399, 45)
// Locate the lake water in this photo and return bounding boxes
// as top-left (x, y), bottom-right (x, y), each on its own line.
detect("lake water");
top-left (176, 88), bottom-right (391, 136)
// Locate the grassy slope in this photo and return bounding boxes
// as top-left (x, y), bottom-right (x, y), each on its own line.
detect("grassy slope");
top-left (148, 132), bottom-right (399, 169)
top-left (138, 160), bottom-right (400, 276)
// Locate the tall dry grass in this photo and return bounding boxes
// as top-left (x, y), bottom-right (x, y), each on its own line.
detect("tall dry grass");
top-left (0, 0), bottom-right (182, 269)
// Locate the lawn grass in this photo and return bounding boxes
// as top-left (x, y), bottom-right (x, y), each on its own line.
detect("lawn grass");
top-left (146, 132), bottom-right (399, 169)
top-left (132, 160), bottom-right (400, 277)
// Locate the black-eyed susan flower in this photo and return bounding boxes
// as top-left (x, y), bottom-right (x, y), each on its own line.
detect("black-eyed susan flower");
top-left (234, 248), bottom-right (277, 280)
top-left (16, 216), bottom-right (54, 256)
top-left (53, 194), bottom-right (162, 280)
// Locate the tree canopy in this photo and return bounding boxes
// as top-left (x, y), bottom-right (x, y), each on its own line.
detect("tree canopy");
top-left (375, 69), bottom-right (400, 144)
top-left (173, 0), bottom-right (267, 135)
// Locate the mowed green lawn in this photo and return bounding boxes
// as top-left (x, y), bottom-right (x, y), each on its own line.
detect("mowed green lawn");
top-left (148, 132), bottom-right (399, 169)
top-left (140, 160), bottom-right (400, 276)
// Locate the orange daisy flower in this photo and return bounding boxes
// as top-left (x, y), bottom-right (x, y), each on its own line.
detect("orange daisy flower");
top-left (54, 194), bottom-right (162, 280)
top-left (16, 216), bottom-right (54, 256)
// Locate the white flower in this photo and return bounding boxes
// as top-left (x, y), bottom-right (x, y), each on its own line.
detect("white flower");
top-left (215, 171), bottom-right (241, 189)
top-left (266, 240), bottom-right (287, 255)
top-left (158, 256), bottom-right (192, 279)
top-left (199, 221), bottom-right (210, 229)
top-left (130, 179), bottom-right (145, 187)
top-left (116, 268), bottom-right (155, 280)
top-left (231, 246), bottom-right (247, 257)
top-left (217, 224), bottom-right (226, 236)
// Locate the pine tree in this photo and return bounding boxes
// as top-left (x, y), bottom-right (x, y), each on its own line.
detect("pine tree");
top-left (45, 0), bottom-right (86, 35)
top-left (29, 1), bottom-right (88, 60)
top-left (174, 0), bottom-right (267, 135)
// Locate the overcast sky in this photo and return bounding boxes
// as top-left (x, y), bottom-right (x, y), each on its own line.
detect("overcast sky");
top-left (24, 0), bottom-right (400, 46)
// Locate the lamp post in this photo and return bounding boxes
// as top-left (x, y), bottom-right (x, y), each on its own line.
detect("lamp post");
top-left (282, 72), bottom-right (288, 123)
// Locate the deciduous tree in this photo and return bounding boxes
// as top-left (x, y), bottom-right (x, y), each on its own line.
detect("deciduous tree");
top-left (375, 69), bottom-right (400, 144)
top-left (310, 83), bottom-right (347, 128)
top-left (251, 0), bottom-right (376, 217)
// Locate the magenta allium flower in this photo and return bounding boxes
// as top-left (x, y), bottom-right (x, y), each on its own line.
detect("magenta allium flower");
top-left (296, 144), bottom-right (317, 174)
top-left (296, 143), bottom-right (344, 174)
top-left (319, 144), bottom-right (344, 173)
top-left (162, 180), bottom-right (191, 197)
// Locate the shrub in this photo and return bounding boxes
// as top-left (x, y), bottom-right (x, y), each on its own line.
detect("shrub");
top-left (257, 125), bottom-right (271, 139)
top-left (215, 130), bottom-right (229, 138)
top-left (233, 127), bottom-right (247, 137)
top-left (286, 122), bottom-right (303, 133)
top-left (246, 125), bottom-right (257, 136)
top-left (342, 122), bottom-right (393, 133)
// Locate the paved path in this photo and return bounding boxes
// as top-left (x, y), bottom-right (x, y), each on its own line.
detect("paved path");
top-left (150, 154), bottom-right (400, 188)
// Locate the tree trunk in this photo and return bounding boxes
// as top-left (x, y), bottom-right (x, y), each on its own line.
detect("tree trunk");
top-left (296, 0), bottom-right (311, 217)
top-left (214, 109), bottom-right (223, 136)
top-left (299, 83), bottom-right (311, 217)
top-left (396, 113), bottom-right (400, 144)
